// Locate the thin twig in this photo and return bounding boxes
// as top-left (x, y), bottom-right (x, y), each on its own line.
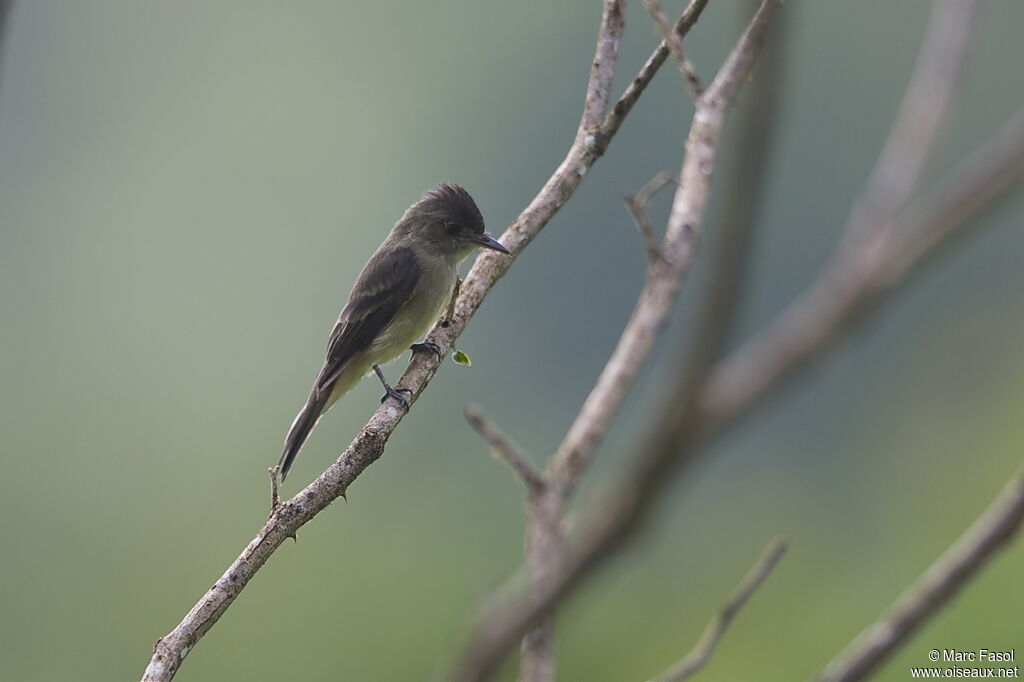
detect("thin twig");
top-left (465, 405), bottom-right (545, 494)
top-left (643, 0), bottom-right (703, 96)
top-left (814, 471), bottom-right (1024, 682)
top-left (267, 466), bottom-right (281, 513)
top-left (623, 171), bottom-right (677, 261)
top-left (601, 0), bottom-right (711, 146)
top-left (653, 539), bottom-right (788, 682)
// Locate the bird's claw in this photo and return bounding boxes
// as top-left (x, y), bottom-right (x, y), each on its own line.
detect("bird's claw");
top-left (411, 341), bottom-right (442, 359)
top-left (380, 385), bottom-right (412, 408)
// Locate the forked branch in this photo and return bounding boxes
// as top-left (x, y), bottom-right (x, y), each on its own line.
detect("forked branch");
top-left (444, 3), bottom-right (785, 681)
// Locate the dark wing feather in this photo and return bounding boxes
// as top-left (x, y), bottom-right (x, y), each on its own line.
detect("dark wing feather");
top-left (317, 246), bottom-right (420, 390)
top-left (278, 246), bottom-right (420, 480)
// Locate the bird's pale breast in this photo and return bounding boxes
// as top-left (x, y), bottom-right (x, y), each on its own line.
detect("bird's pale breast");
top-left (323, 255), bottom-right (456, 411)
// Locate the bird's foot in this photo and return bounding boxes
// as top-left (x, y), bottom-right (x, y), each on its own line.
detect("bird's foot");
top-left (374, 363), bottom-right (412, 408)
top-left (411, 341), bottom-right (442, 359)
top-left (379, 384), bottom-right (412, 408)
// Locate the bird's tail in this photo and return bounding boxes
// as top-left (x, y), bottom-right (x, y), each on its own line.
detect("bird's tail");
top-left (278, 387), bottom-right (328, 482)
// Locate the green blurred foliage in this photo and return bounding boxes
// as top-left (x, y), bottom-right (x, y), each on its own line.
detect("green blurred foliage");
top-left (1, 1), bottom-right (1022, 681)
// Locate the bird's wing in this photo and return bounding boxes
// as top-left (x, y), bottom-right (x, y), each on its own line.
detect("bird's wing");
top-left (315, 245), bottom-right (420, 393)
top-left (278, 246), bottom-right (421, 481)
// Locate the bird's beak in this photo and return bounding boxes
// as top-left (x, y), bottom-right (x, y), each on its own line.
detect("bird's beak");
top-left (470, 232), bottom-right (511, 254)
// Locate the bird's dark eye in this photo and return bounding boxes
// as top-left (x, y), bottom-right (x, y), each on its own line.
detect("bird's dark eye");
top-left (445, 223), bottom-right (461, 236)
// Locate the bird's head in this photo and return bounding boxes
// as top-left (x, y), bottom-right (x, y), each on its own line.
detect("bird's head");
top-left (399, 184), bottom-right (510, 261)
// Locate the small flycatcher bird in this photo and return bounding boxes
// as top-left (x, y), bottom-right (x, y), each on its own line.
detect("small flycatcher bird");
top-left (277, 184), bottom-right (509, 481)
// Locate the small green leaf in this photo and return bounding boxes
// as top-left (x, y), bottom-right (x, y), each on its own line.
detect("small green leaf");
top-left (452, 349), bottom-right (472, 367)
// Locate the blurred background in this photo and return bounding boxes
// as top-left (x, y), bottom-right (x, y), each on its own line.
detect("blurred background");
top-left (1, 1), bottom-right (1022, 680)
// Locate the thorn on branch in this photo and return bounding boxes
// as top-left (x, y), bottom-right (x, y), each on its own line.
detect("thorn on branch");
top-left (624, 171), bottom-right (679, 262)
top-left (464, 404), bottom-right (545, 494)
top-left (644, 0), bottom-right (704, 97)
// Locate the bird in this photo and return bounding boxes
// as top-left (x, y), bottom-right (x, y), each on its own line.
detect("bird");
top-left (277, 184), bottom-right (510, 481)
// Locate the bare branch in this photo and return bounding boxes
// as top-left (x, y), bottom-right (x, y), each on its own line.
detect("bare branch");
top-left (845, 0), bottom-right (978, 245)
top-left (623, 171), bottom-right (677, 261)
top-left (653, 539), bottom-right (788, 682)
top-left (465, 405), bottom-right (545, 494)
top-left (814, 472), bottom-right (1024, 682)
top-left (701, 0), bottom-right (781, 108)
top-left (692, 0), bottom-right (981, 428)
top-left (643, 0), bottom-right (703, 97)
top-left (547, 0), bottom-right (782, 514)
top-left (466, 5), bottom-right (1014, 682)
top-left (600, 0), bottom-right (711, 146)
top-left (582, 0), bottom-right (627, 131)
top-left (680, 0), bottom-right (789, 383)
top-left (443, 4), bottom-right (784, 681)
top-left (880, 107), bottom-right (1024, 282)
top-left (445, 10), bottom-right (1024, 682)
top-left (653, 96), bottom-right (1024, 682)
top-left (699, 106), bottom-right (1024, 426)
top-left (464, 397), bottom-right (555, 682)
top-left (518, 495), bottom-right (562, 682)
top-left (518, 1), bottom-right (713, 676)
top-left (138, 1), bottom-right (679, 678)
